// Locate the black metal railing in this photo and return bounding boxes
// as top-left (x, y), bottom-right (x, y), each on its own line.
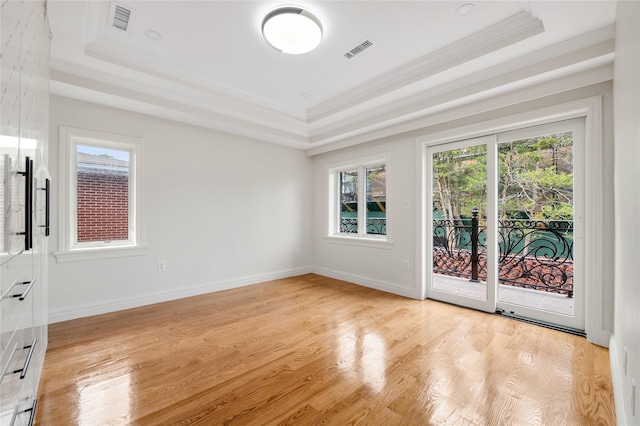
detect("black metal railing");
top-left (433, 208), bottom-right (574, 297)
top-left (340, 218), bottom-right (386, 235)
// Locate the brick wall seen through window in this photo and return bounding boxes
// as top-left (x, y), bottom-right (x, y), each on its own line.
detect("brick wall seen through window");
top-left (76, 148), bottom-right (129, 243)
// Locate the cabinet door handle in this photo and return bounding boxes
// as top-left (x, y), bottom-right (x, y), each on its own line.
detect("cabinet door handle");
top-left (45, 178), bottom-right (50, 236)
top-left (17, 156), bottom-right (34, 250)
top-left (14, 399), bottom-right (38, 426)
top-left (14, 339), bottom-right (37, 379)
top-left (38, 178), bottom-right (50, 236)
top-left (11, 278), bottom-right (36, 301)
top-left (26, 398), bottom-right (38, 426)
top-left (25, 157), bottom-right (33, 250)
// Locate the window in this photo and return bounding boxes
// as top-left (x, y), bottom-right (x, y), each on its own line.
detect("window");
top-left (328, 155), bottom-right (390, 245)
top-left (56, 127), bottom-right (145, 262)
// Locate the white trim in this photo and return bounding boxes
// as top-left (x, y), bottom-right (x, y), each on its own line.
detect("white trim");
top-left (609, 336), bottom-right (629, 425)
top-left (324, 152), bottom-right (391, 174)
top-left (48, 266), bottom-right (313, 323)
top-left (54, 1), bottom-right (614, 155)
top-left (83, 0), bottom-right (306, 122)
top-left (313, 266), bottom-right (418, 299)
top-left (306, 64), bottom-right (613, 156)
top-left (84, 39), bottom-right (307, 121)
top-left (416, 96), bottom-right (602, 147)
top-left (309, 47), bottom-right (613, 148)
top-left (416, 96), bottom-right (604, 342)
top-left (53, 245), bottom-right (147, 263)
top-left (58, 126), bottom-right (146, 259)
top-left (323, 235), bottom-right (394, 249)
top-left (326, 153), bottom-right (390, 241)
top-left (308, 11), bottom-right (544, 121)
top-left (583, 97), bottom-right (608, 347)
top-left (49, 63), bottom-right (312, 152)
top-left (415, 140), bottom-right (427, 300)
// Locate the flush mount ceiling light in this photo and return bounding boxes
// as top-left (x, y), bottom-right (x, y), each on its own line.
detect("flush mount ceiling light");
top-left (262, 6), bottom-right (323, 54)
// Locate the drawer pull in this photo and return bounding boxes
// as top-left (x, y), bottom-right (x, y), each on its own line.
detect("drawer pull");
top-left (13, 399), bottom-right (38, 426)
top-left (13, 339), bottom-right (37, 379)
top-left (11, 278), bottom-right (36, 301)
top-left (25, 398), bottom-right (37, 426)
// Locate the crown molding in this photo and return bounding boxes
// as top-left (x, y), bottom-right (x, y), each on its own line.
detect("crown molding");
top-left (51, 57), bottom-right (309, 135)
top-left (54, 4), bottom-right (616, 155)
top-left (305, 63), bottom-right (613, 156)
top-left (51, 26), bottom-right (614, 154)
top-left (309, 26), bottom-right (615, 144)
top-left (84, 1), bottom-right (306, 122)
top-left (307, 10), bottom-right (545, 123)
top-left (50, 61), bottom-right (312, 150)
top-left (84, 37), bottom-right (308, 122)
top-left (85, 0), bottom-right (109, 45)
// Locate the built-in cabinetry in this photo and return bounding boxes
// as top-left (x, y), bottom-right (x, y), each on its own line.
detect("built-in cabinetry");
top-left (0, 1), bottom-right (50, 424)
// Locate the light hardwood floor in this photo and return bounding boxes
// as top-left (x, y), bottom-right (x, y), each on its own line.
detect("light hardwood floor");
top-left (36, 274), bottom-right (615, 425)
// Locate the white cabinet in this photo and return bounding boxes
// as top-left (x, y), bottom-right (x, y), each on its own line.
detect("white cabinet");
top-left (0, 0), bottom-right (50, 424)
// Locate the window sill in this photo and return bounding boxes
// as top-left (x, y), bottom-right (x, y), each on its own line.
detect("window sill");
top-left (54, 246), bottom-right (147, 263)
top-left (324, 235), bottom-right (394, 249)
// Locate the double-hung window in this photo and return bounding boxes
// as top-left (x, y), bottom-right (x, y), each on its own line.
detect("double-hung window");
top-left (327, 155), bottom-right (389, 244)
top-left (56, 126), bottom-right (145, 262)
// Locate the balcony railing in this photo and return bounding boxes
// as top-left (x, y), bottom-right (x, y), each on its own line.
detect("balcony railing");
top-left (340, 218), bottom-right (386, 235)
top-left (433, 208), bottom-right (574, 297)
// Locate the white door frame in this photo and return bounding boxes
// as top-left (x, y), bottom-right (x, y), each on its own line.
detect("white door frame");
top-left (416, 96), bottom-right (606, 345)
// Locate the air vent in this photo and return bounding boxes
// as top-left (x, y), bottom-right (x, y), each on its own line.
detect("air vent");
top-left (113, 5), bottom-right (131, 31)
top-left (344, 39), bottom-right (373, 59)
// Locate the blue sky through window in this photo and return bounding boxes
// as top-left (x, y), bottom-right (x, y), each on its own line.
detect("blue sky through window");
top-left (77, 145), bottom-right (129, 162)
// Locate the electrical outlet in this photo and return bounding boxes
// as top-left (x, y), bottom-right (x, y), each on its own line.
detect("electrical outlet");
top-left (158, 260), bottom-right (166, 272)
top-left (296, 248), bottom-right (301, 256)
top-left (404, 199), bottom-right (410, 209)
top-left (403, 260), bottom-right (410, 270)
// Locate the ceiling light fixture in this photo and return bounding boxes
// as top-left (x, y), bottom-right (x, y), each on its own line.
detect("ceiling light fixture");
top-left (262, 6), bottom-right (323, 54)
top-left (455, 3), bottom-right (475, 16)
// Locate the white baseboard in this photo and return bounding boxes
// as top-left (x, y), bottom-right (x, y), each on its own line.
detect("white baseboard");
top-left (312, 266), bottom-right (419, 299)
top-left (589, 329), bottom-right (612, 348)
top-left (609, 334), bottom-right (630, 426)
top-left (48, 266), bottom-right (313, 324)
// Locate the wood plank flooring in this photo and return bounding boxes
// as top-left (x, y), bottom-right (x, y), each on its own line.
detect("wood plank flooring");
top-left (36, 274), bottom-right (615, 425)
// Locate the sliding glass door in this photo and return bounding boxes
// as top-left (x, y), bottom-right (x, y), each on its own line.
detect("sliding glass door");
top-left (426, 119), bottom-right (585, 331)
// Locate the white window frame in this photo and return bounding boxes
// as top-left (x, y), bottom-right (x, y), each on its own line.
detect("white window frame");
top-left (55, 126), bottom-right (146, 262)
top-left (325, 154), bottom-right (392, 248)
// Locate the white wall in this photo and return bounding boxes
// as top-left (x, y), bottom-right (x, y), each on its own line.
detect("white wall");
top-left (311, 136), bottom-right (418, 298)
top-left (311, 80), bottom-right (615, 337)
top-left (48, 95), bottom-right (312, 322)
top-left (611, 1), bottom-right (640, 424)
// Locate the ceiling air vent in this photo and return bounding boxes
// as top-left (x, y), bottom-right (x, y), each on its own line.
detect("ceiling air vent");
top-left (344, 39), bottom-right (373, 59)
top-left (113, 4), bottom-right (131, 31)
